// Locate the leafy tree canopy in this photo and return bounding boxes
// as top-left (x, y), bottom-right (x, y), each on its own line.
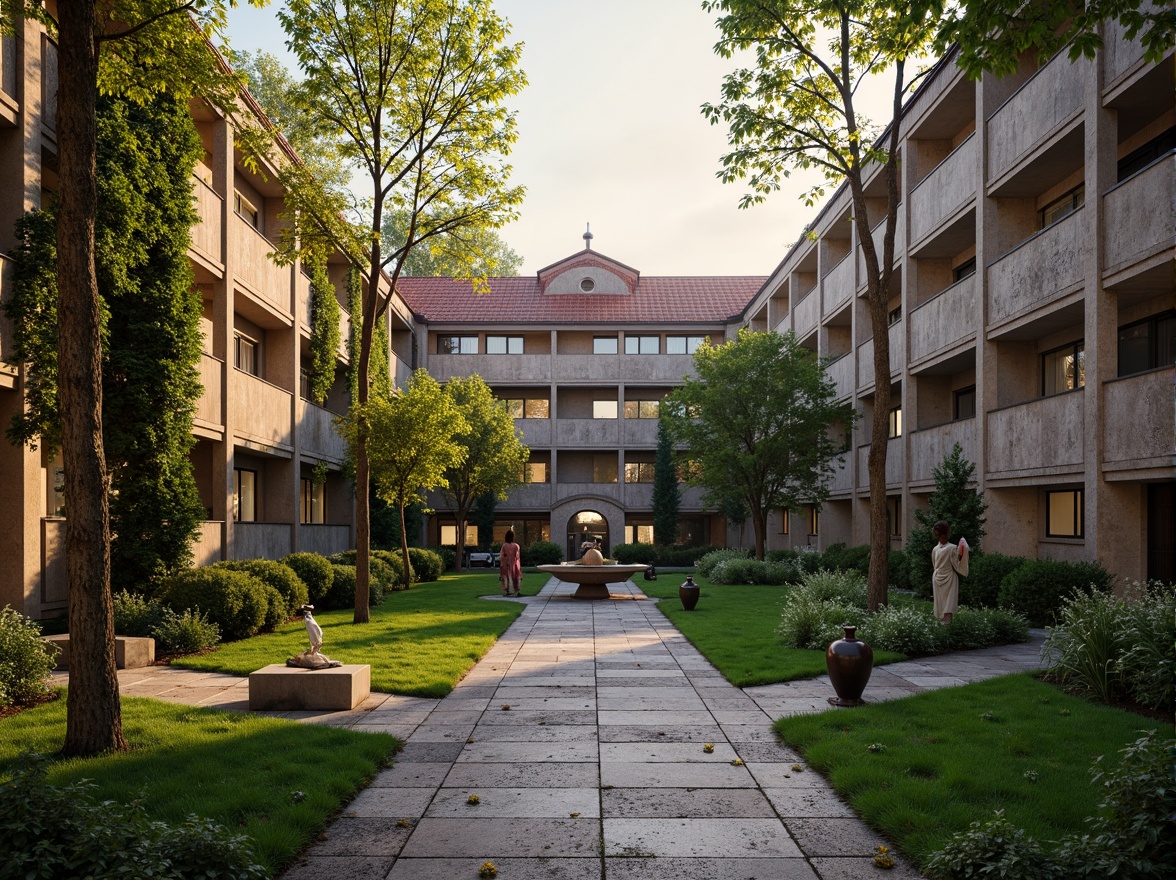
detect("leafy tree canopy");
top-left (662, 329), bottom-right (854, 560)
top-left (384, 208), bottom-right (523, 278)
top-left (652, 418), bottom-right (681, 546)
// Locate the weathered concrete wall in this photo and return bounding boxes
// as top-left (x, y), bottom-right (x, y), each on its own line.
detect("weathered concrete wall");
top-left (988, 210), bottom-right (1085, 327)
top-left (987, 390), bottom-right (1084, 476)
top-left (910, 134), bottom-right (977, 246)
top-left (910, 275), bottom-right (977, 365)
top-left (1102, 158), bottom-right (1174, 276)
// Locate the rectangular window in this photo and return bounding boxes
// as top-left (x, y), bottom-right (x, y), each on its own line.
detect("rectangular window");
top-left (807, 505), bottom-right (820, 536)
top-left (593, 399), bottom-right (618, 419)
top-left (953, 256), bottom-right (976, 283)
top-left (887, 305), bottom-right (902, 326)
top-left (593, 454), bottom-right (618, 483)
top-left (1046, 489), bottom-right (1084, 538)
top-left (507, 398), bottom-right (549, 419)
top-left (1118, 311), bottom-right (1175, 377)
top-left (625, 524), bottom-right (655, 544)
top-left (1117, 126), bottom-right (1176, 182)
top-left (234, 468), bottom-right (257, 522)
top-left (779, 510), bottom-right (789, 535)
top-left (525, 461), bottom-right (548, 483)
top-left (888, 406), bottom-right (903, 438)
top-left (593, 336), bottom-right (618, 355)
top-left (438, 335), bottom-right (477, 354)
top-left (666, 335), bottom-right (706, 355)
top-left (440, 524), bottom-right (479, 546)
top-left (299, 366), bottom-right (311, 401)
top-left (624, 335), bottom-right (660, 355)
top-left (953, 386), bottom-right (976, 420)
top-left (233, 190), bottom-right (259, 228)
top-left (486, 335), bottom-right (523, 355)
top-left (887, 496), bottom-right (902, 538)
top-left (1039, 185), bottom-right (1084, 229)
top-left (623, 399), bottom-right (660, 419)
top-left (234, 333), bottom-right (259, 376)
top-left (624, 462), bottom-right (655, 483)
top-left (300, 478), bottom-right (325, 524)
top-left (1042, 341), bottom-right (1085, 396)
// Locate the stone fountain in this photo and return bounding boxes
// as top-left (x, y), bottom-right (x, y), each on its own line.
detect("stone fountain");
top-left (535, 563), bottom-right (650, 599)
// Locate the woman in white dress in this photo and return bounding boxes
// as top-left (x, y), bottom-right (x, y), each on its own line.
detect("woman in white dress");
top-left (931, 520), bottom-right (969, 623)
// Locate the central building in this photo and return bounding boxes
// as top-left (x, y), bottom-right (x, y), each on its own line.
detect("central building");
top-left (398, 236), bottom-right (767, 559)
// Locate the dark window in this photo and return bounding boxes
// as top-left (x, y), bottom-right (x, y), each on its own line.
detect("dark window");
top-left (953, 386), bottom-right (976, 420)
top-left (623, 399), bottom-right (660, 419)
top-left (808, 505), bottom-right (820, 536)
top-left (299, 366), bottom-right (311, 400)
top-left (300, 478), bottom-right (324, 524)
top-left (234, 468), bottom-right (257, 522)
top-left (593, 454), bottom-right (618, 483)
top-left (1118, 311), bottom-right (1175, 377)
top-left (1040, 185), bottom-right (1084, 229)
top-left (1046, 489), bottom-right (1083, 538)
top-left (888, 305), bottom-right (902, 326)
top-left (779, 509), bottom-right (789, 535)
top-left (1042, 341), bottom-right (1085, 396)
top-left (506, 398), bottom-right (550, 419)
top-left (234, 333), bottom-right (259, 376)
top-left (438, 335), bottom-right (477, 354)
top-left (953, 257), bottom-right (976, 283)
top-left (1117, 126), bottom-right (1176, 182)
top-left (887, 496), bottom-right (901, 538)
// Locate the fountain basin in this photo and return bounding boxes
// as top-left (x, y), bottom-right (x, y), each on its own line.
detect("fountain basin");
top-left (536, 563), bottom-right (650, 599)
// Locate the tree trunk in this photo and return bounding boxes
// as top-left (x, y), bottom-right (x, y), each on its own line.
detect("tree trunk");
top-left (57, 1), bottom-right (126, 757)
top-left (455, 518), bottom-right (467, 572)
top-left (751, 505), bottom-right (766, 560)
top-left (865, 301), bottom-right (892, 612)
top-left (399, 501), bottom-right (412, 590)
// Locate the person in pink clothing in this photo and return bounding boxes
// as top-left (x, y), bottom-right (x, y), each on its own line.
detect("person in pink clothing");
top-left (499, 529), bottom-right (522, 596)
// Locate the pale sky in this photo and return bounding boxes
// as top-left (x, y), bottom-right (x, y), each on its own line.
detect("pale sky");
top-left (224, 0), bottom-right (835, 278)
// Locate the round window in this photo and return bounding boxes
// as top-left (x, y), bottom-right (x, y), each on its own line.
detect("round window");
top-left (579, 277), bottom-right (595, 292)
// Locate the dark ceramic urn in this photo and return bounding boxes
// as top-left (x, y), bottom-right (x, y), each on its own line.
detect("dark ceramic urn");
top-left (826, 624), bottom-right (873, 707)
top-left (679, 576), bottom-right (700, 611)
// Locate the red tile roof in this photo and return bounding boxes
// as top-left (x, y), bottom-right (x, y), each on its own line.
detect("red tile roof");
top-left (397, 274), bottom-right (768, 325)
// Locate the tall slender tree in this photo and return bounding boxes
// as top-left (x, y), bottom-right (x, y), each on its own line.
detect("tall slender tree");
top-left (652, 418), bottom-right (681, 547)
top-left (276, 0), bottom-right (525, 622)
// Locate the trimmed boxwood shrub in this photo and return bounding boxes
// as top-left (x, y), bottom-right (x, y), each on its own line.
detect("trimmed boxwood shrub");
top-left (320, 563), bottom-right (387, 610)
top-left (429, 545), bottom-right (457, 571)
top-left (0, 606), bottom-right (58, 708)
top-left (151, 607), bottom-right (220, 655)
top-left (217, 559), bottom-right (308, 619)
top-left (407, 547), bottom-right (444, 583)
top-left (998, 557), bottom-right (1113, 627)
top-left (520, 540), bottom-right (562, 566)
top-left (962, 552), bottom-right (1028, 607)
top-left (157, 567), bottom-right (270, 642)
top-left (330, 550), bottom-right (396, 596)
top-left (281, 552), bottom-right (334, 604)
top-left (370, 550), bottom-right (407, 590)
top-left (613, 542), bottom-right (656, 564)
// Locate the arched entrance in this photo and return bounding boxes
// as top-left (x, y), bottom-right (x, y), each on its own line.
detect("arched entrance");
top-left (567, 509), bottom-right (609, 561)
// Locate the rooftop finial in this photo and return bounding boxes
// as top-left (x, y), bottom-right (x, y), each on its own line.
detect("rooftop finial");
top-left (583, 222), bottom-right (593, 250)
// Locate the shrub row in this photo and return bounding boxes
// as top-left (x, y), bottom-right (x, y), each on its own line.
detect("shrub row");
top-left (520, 540), bottom-right (562, 567)
top-left (612, 543), bottom-right (723, 567)
top-left (0, 606), bottom-right (57, 708)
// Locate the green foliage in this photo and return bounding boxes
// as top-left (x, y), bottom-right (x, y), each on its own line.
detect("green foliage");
top-left (960, 552), bottom-right (1028, 607)
top-left (150, 607), bottom-right (221, 655)
top-left (710, 557), bottom-right (799, 585)
top-left (345, 265), bottom-right (364, 401)
top-left (888, 547), bottom-right (911, 592)
top-left (0, 755), bottom-right (268, 880)
top-left (112, 590), bottom-right (164, 637)
top-left (429, 546), bottom-right (457, 571)
top-left (469, 492), bottom-right (499, 549)
top-left (818, 543), bottom-right (872, 578)
top-left (321, 564), bottom-right (357, 611)
top-left (281, 552), bottom-right (335, 605)
top-left (332, 550), bottom-right (398, 594)
top-left (798, 569), bottom-right (869, 605)
top-left (613, 542), bottom-right (658, 564)
top-left (306, 256), bottom-right (341, 404)
top-left (157, 568), bottom-right (270, 642)
top-left (0, 607), bottom-right (57, 708)
top-left (908, 444), bottom-right (988, 596)
top-left (999, 558), bottom-right (1113, 628)
top-left (778, 592), bottom-right (868, 651)
top-left (861, 605), bottom-right (941, 656)
top-left (925, 811), bottom-right (1060, 880)
top-left (662, 329), bottom-right (854, 558)
top-left (520, 541), bottom-right (562, 567)
top-left (384, 208), bottom-right (524, 278)
top-left (652, 418), bottom-right (681, 545)
top-left (407, 548), bottom-right (445, 583)
top-left (371, 312), bottom-right (393, 400)
top-left (696, 548), bottom-right (753, 577)
top-left (218, 559), bottom-right (309, 620)
top-left (1044, 582), bottom-right (1175, 713)
top-left (6, 94), bottom-right (207, 591)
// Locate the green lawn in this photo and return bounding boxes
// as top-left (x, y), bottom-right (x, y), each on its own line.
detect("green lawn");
top-left (0, 692), bottom-right (397, 874)
top-left (639, 576), bottom-right (906, 685)
top-left (775, 673), bottom-right (1165, 866)
top-left (173, 571), bottom-right (531, 697)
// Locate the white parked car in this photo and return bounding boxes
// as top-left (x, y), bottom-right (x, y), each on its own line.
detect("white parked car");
top-left (467, 550), bottom-right (500, 567)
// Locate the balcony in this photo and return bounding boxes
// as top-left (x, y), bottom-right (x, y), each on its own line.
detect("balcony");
top-left (556, 482), bottom-right (622, 504)
top-left (0, 33), bottom-right (17, 119)
top-left (1102, 368), bottom-right (1175, 474)
top-left (987, 210), bottom-right (1084, 328)
top-left (621, 419), bottom-right (659, 446)
top-left (825, 352), bottom-right (854, 402)
top-left (827, 452), bottom-right (852, 495)
top-left (433, 352), bottom-right (552, 384)
top-left (856, 438), bottom-right (904, 489)
top-left (554, 354), bottom-right (618, 382)
top-left (192, 521), bottom-right (224, 567)
top-left (856, 219), bottom-right (904, 287)
top-left (910, 134), bottom-right (977, 247)
top-left (501, 482), bottom-right (554, 509)
top-left (1102, 10), bottom-right (1155, 87)
top-left (515, 418), bottom-right (552, 447)
top-left (856, 322), bottom-right (903, 390)
top-left (229, 215), bottom-right (291, 315)
top-left (909, 420), bottom-right (978, 487)
top-left (987, 390), bottom-right (1083, 479)
top-left (909, 274), bottom-right (977, 366)
top-left (40, 518), bottom-right (67, 607)
top-left (190, 177), bottom-right (223, 266)
top-left (621, 353), bottom-right (698, 383)
top-left (823, 254), bottom-right (855, 314)
top-left (297, 399), bottom-right (347, 463)
top-left (196, 354), bottom-right (223, 430)
top-left (552, 418), bottom-right (620, 446)
top-left (793, 289), bottom-right (819, 339)
top-left (230, 370), bottom-right (293, 452)
top-left (40, 35), bottom-right (56, 138)
top-left (622, 483), bottom-right (654, 508)
top-left (299, 524), bottom-right (352, 557)
top-left (1103, 157), bottom-right (1174, 278)
top-left (987, 52), bottom-right (1088, 185)
top-left (229, 522), bottom-right (292, 560)
top-left (0, 254), bottom-right (15, 377)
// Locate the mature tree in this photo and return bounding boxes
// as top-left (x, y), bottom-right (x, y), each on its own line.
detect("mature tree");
top-left (306, 256), bottom-right (341, 405)
top-left (662, 329), bottom-right (853, 560)
top-left (439, 375), bottom-right (528, 571)
top-left (338, 369), bottom-right (466, 584)
top-left (470, 492), bottom-right (499, 552)
top-left (652, 418), bottom-right (681, 546)
top-left (1, 0), bottom-right (262, 757)
top-left (277, 0), bottom-right (525, 622)
top-left (384, 209), bottom-right (523, 278)
top-left (907, 443), bottom-right (988, 593)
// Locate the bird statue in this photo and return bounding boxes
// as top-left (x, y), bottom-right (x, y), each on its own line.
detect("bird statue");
top-left (287, 604), bottom-right (342, 669)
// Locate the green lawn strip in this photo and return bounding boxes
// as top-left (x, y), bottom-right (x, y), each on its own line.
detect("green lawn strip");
top-left (640, 577), bottom-right (905, 686)
top-left (172, 572), bottom-right (525, 697)
top-left (775, 673), bottom-right (1163, 867)
top-left (0, 691), bottom-right (398, 874)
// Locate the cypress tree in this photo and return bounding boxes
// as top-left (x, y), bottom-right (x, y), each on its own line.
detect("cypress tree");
top-left (906, 443), bottom-right (988, 595)
top-left (652, 418), bottom-right (680, 546)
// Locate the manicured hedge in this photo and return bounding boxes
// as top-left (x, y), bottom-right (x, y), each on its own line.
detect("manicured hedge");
top-left (158, 567), bottom-right (271, 641)
top-left (217, 559), bottom-right (308, 619)
top-left (281, 552), bottom-right (334, 605)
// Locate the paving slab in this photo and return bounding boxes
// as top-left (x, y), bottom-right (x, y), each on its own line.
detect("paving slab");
top-left (602, 787), bottom-right (778, 818)
top-left (604, 856), bottom-right (819, 880)
top-left (399, 817), bottom-right (600, 858)
top-left (604, 818), bottom-right (804, 858)
top-left (425, 786), bottom-right (600, 818)
top-left (600, 761), bottom-right (756, 789)
top-left (442, 762), bottom-right (600, 789)
top-left (387, 857), bottom-right (601, 880)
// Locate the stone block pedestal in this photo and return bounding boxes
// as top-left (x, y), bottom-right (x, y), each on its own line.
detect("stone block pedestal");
top-left (45, 635), bottom-right (155, 670)
top-left (248, 664), bottom-right (371, 711)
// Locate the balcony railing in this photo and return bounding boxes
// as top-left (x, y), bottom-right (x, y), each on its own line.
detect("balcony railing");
top-left (191, 177), bottom-right (223, 264)
top-left (825, 353), bottom-right (854, 402)
top-left (910, 134), bottom-right (977, 246)
top-left (827, 452), bottom-right (852, 495)
top-left (1102, 9), bottom-right (1155, 87)
top-left (988, 209), bottom-right (1084, 327)
top-left (987, 390), bottom-right (1084, 477)
top-left (0, 254), bottom-right (14, 369)
top-left (856, 322), bottom-right (903, 389)
top-left (987, 51), bottom-right (1088, 183)
top-left (823, 254), bottom-right (854, 314)
top-left (432, 352), bottom-right (552, 384)
top-left (554, 353), bottom-right (619, 382)
top-left (857, 219), bottom-right (903, 286)
top-left (621, 353), bottom-right (698, 383)
top-left (499, 482), bottom-right (554, 509)
top-left (230, 522), bottom-right (292, 560)
top-left (230, 370), bottom-right (293, 450)
top-left (909, 420), bottom-right (978, 486)
top-left (621, 419), bottom-right (659, 446)
top-left (792, 288), bottom-right (819, 339)
top-left (555, 482), bottom-right (621, 503)
top-left (1103, 157), bottom-right (1174, 277)
top-left (1102, 368), bottom-right (1175, 471)
top-left (296, 399), bottom-right (347, 463)
top-left (196, 353), bottom-right (223, 427)
top-left (550, 418), bottom-right (620, 447)
top-left (856, 438), bottom-right (904, 488)
top-left (909, 274), bottom-right (977, 366)
top-left (192, 521), bottom-right (224, 567)
top-left (298, 524), bottom-right (352, 557)
top-left (229, 215), bottom-right (291, 314)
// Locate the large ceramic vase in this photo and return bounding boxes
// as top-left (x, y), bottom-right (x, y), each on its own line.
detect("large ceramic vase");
top-left (679, 576), bottom-right (700, 611)
top-left (826, 624), bottom-right (873, 707)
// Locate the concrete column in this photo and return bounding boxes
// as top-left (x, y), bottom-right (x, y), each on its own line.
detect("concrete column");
top-left (213, 116), bottom-right (234, 558)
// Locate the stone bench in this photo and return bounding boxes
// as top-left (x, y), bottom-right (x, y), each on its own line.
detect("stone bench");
top-left (44, 635), bottom-right (155, 670)
top-left (248, 664), bottom-right (371, 711)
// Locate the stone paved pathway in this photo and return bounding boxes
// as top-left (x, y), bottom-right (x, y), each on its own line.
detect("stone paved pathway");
top-left (63, 577), bottom-right (1047, 879)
